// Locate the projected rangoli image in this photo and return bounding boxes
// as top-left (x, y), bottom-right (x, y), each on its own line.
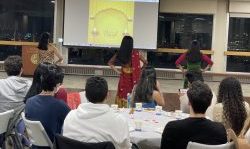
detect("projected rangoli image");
top-left (88, 0), bottom-right (135, 46)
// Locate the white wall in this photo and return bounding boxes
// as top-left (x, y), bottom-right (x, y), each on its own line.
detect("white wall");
top-left (160, 0), bottom-right (218, 14)
top-left (55, 0), bottom-right (68, 64)
top-left (229, 1), bottom-right (250, 13)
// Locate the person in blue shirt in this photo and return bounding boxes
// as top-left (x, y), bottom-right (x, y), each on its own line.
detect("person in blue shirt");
top-left (130, 66), bottom-right (165, 109)
top-left (25, 63), bottom-right (70, 148)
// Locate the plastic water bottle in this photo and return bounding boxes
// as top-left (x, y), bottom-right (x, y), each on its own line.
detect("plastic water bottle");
top-left (127, 93), bottom-right (131, 108)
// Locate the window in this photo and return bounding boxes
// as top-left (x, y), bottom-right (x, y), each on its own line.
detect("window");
top-left (148, 52), bottom-right (181, 69)
top-left (227, 17), bottom-right (250, 72)
top-left (148, 13), bottom-right (213, 68)
top-left (0, 0), bottom-right (54, 61)
top-left (0, 46), bottom-right (21, 61)
top-left (0, 0), bottom-right (54, 41)
top-left (157, 13), bottom-right (213, 49)
top-left (68, 48), bottom-right (116, 66)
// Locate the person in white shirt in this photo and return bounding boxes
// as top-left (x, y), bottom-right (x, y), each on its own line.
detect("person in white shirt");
top-left (213, 77), bottom-right (250, 136)
top-left (179, 71), bottom-right (216, 119)
top-left (63, 76), bottom-right (131, 149)
top-left (0, 55), bottom-right (31, 112)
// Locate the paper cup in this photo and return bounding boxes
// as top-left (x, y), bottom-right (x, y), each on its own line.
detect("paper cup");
top-left (111, 104), bottom-right (118, 111)
top-left (175, 110), bottom-right (183, 119)
top-left (135, 103), bottom-right (142, 112)
top-left (134, 120), bottom-right (143, 131)
top-left (155, 106), bottom-right (162, 115)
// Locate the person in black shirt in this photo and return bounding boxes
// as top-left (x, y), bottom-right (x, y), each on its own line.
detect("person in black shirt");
top-left (161, 81), bottom-right (227, 149)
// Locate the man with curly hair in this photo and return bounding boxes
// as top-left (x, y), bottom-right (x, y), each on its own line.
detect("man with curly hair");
top-left (0, 55), bottom-right (31, 112)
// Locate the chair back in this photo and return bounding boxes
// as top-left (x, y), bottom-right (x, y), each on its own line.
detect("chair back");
top-left (67, 92), bottom-right (81, 109)
top-left (54, 134), bottom-right (115, 149)
top-left (21, 112), bottom-right (53, 148)
top-left (186, 142), bottom-right (236, 149)
top-left (0, 110), bottom-right (14, 134)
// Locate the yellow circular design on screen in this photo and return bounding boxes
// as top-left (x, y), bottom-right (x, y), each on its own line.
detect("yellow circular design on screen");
top-left (31, 54), bottom-right (38, 65)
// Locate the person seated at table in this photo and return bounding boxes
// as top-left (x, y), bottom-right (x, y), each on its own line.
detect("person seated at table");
top-left (63, 76), bottom-right (131, 149)
top-left (0, 55), bottom-right (31, 112)
top-left (179, 71), bottom-right (216, 119)
top-left (25, 63), bottom-right (70, 146)
top-left (161, 81), bottom-right (227, 149)
top-left (25, 63), bottom-right (68, 104)
top-left (24, 62), bottom-right (49, 102)
top-left (130, 66), bottom-right (165, 109)
top-left (213, 77), bottom-right (250, 136)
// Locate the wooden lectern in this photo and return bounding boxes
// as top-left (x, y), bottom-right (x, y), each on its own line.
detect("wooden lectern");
top-left (22, 45), bottom-right (38, 76)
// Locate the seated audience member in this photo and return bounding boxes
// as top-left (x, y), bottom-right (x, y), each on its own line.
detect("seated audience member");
top-left (54, 65), bottom-right (67, 103)
top-left (161, 81), bottom-right (227, 149)
top-left (25, 63), bottom-right (70, 144)
top-left (24, 62), bottom-right (49, 102)
top-left (25, 63), bottom-right (67, 104)
top-left (213, 77), bottom-right (250, 135)
top-left (0, 55), bottom-right (31, 147)
top-left (0, 55), bottom-right (31, 112)
top-left (131, 66), bottom-right (165, 108)
top-left (179, 71), bottom-right (216, 119)
top-left (63, 76), bottom-right (131, 149)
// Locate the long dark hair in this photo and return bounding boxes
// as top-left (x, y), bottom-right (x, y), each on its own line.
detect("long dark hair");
top-left (217, 77), bottom-right (247, 135)
top-left (134, 66), bottom-right (157, 103)
top-left (186, 40), bottom-right (202, 63)
top-left (117, 36), bottom-right (133, 65)
top-left (38, 32), bottom-right (50, 50)
top-left (24, 62), bottom-right (50, 102)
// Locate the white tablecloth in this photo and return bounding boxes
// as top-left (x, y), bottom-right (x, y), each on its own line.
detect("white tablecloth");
top-left (118, 109), bottom-right (189, 149)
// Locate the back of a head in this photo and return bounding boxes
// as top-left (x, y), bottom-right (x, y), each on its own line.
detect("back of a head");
top-left (186, 40), bottom-right (202, 63)
top-left (218, 77), bottom-right (247, 135)
top-left (85, 76), bottom-right (108, 103)
top-left (38, 32), bottom-right (50, 50)
top-left (40, 63), bottom-right (58, 91)
top-left (187, 81), bottom-right (212, 114)
top-left (135, 66), bottom-right (157, 103)
top-left (4, 55), bottom-right (22, 76)
top-left (117, 36), bottom-right (133, 65)
top-left (218, 77), bottom-right (243, 103)
top-left (25, 62), bottom-right (51, 100)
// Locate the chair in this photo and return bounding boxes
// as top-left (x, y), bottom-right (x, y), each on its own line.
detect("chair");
top-left (67, 92), bottom-right (81, 109)
top-left (186, 142), bottom-right (236, 149)
top-left (54, 134), bottom-right (115, 149)
top-left (21, 112), bottom-right (53, 149)
top-left (0, 110), bottom-right (14, 134)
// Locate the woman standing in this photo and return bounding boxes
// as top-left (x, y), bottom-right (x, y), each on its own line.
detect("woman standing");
top-left (213, 77), bottom-right (250, 135)
top-left (131, 66), bottom-right (165, 108)
top-left (108, 36), bottom-right (147, 108)
top-left (175, 40), bottom-right (213, 88)
top-left (38, 32), bottom-right (63, 64)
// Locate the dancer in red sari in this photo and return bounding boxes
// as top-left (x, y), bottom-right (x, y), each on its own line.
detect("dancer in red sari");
top-left (108, 36), bottom-right (147, 108)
